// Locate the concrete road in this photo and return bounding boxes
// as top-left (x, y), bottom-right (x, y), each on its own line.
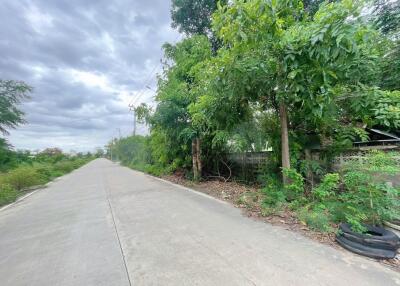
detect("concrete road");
top-left (0, 159), bottom-right (399, 286)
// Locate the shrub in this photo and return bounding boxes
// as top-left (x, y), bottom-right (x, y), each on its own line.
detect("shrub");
top-left (144, 164), bottom-right (167, 177)
top-left (0, 184), bottom-right (18, 206)
top-left (288, 151), bottom-right (400, 233)
top-left (312, 173), bottom-right (340, 200)
top-left (260, 175), bottom-right (286, 216)
top-left (339, 151), bottom-right (400, 229)
top-left (0, 166), bottom-right (44, 190)
top-left (34, 164), bottom-right (58, 181)
top-left (53, 161), bottom-right (76, 174)
top-left (298, 205), bottom-right (333, 233)
top-left (282, 168), bottom-right (304, 201)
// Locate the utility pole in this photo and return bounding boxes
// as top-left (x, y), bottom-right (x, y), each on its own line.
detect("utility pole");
top-left (129, 104), bottom-right (137, 136)
top-left (110, 142), bottom-right (113, 161)
top-left (133, 109), bottom-right (137, 136)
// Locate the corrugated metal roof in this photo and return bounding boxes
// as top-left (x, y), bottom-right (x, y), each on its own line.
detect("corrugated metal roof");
top-left (368, 128), bottom-right (400, 140)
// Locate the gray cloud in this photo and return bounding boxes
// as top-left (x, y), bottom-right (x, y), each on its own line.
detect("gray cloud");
top-left (0, 0), bottom-right (179, 151)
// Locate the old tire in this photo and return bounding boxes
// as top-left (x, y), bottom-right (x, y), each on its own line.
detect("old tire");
top-left (339, 223), bottom-right (400, 251)
top-left (336, 235), bottom-right (397, 260)
top-left (384, 220), bottom-right (400, 232)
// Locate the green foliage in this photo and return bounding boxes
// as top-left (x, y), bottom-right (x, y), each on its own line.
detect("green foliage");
top-left (0, 166), bottom-right (44, 191)
top-left (303, 0), bottom-right (338, 16)
top-left (347, 87), bottom-right (400, 130)
top-left (141, 1), bottom-right (400, 185)
top-left (171, 0), bottom-right (228, 36)
top-left (257, 151), bottom-right (400, 233)
top-left (373, 0), bottom-right (400, 36)
top-left (282, 168), bottom-right (304, 201)
top-left (313, 173), bottom-right (339, 200)
top-left (261, 177), bottom-right (286, 216)
top-left (0, 80), bottom-right (31, 135)
top-left (340, 151), bottom-right (400, 227)
top-left (112, 135), bottom-right (152, 167)
top-left (191, 0), bottom-right (388, 176)
top-left (0, 138), bottom-right (19, 172)
top-left (238, 191), bottom-right (262, 210)
top-left (110, 135), bottom-right (175, 176)
top-left (372, 1), bottom-right (400, 91)
top-left (0, 184), bottom-right (18, 207)
top-left (308, 151), bottom-right (399, 232)
top-left (298, 205), bottom-right (333, 232)
top-left (0, 152), bottom-right (92, 206)
top-left (134, 103), bottom-right (152, 125)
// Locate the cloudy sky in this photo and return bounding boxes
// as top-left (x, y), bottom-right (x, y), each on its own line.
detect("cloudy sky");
top-left (1, 0), bottom-right (180, 152)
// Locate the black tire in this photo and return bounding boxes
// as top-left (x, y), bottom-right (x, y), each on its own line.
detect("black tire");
top-left (336, 235), bottom-right (397, 260)
top-left (385, 220), bottom-right (400, 231)
top-left (339, 223), bottom-right (400, 251)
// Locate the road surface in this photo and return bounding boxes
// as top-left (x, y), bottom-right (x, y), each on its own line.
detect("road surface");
top-left (0, 159), bottom-right (399, 286)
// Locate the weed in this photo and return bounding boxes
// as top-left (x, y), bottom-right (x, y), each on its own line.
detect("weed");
top-left (0, 184), bottom-right (18, 206)
top-left (0, 166), bottom-right (44, 190)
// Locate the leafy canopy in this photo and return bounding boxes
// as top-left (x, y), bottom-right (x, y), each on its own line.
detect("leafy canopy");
top-left (204, 0), bottom-right (387, 137)
top-left (150, 36), bottom-right (212, 168)
top-left (171, 0), bottom-right (228, 36)
top-left (0, 80), bottom-right (31, 135)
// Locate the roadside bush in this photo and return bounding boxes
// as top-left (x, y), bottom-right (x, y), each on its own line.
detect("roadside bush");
top-left (312, 173), bottom-right (340, 201)
top-left (0, 166), bottom-right (44, 190)
top-left (260, 175), bottom-right (286, 215)
top-left (282, 168), bottom-right (304, 201)
top-left (53, 161), bottom-right (76, 174)
top-left (297, 151), bottom-right (400, 233)
top-left (255, 151), bottom-right (400, 234)
top-left (298, 205), bottom-right (333, 233)
top-left (0, 184), bottom-right (18, 206)
top-left (34, 164), bottom-right (59, 181)
top-left (339, 152), bottom-right (400, 231)
top-left (144, 164), bottom-right (167, 177)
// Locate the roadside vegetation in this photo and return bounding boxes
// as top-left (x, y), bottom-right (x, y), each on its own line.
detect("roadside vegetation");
top-left (0, 149), bottom-right (93, 207)
top-left (110, 0), bottom-right (400, 236)
top-left (0, 80), bottom-right (95, 207)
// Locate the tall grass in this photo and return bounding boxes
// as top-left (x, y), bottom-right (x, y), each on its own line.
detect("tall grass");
top-left (0, 157), bottom-right (92, 207)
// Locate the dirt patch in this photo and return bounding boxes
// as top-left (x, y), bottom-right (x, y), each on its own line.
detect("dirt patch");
top-left (162, 174), bottom-right (400, 271)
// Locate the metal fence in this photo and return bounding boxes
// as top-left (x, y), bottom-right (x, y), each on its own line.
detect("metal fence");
top-left (227, 152), bottom-right (271, 166)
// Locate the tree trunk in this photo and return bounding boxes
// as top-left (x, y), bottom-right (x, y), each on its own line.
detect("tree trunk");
top-left (279, 102), bottom-right (291, 185)
top-left (192, 138), bottom-right (199, 181)
top-left (196, 137), bottom-right (202, 179)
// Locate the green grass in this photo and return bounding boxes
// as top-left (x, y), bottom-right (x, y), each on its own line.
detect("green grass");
top-left (0, 184), bottom-right (18, 206)
top-left (0, 158), bottom-right (92, 207)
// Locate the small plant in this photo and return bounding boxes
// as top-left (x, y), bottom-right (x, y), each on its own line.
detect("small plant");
top-left (312, 173), bottom-right (340, 200)
top-left (0, 166), bottom-right (44, 190)
top-left (0, 184), bottom-right (18, 206)
top-left (290, 151), bottom-right (400, 234)
top-left (53, 161), bottom-right (76, 174)
top-left (340, 151), bottom-right (400, 230)
top-left (238, 192), bottom-right (260, 210)
top-left (298, 205), bottom-right (333, 233)
top-left (282, 168), bottom-right (304, 201)
top-left (261, 177), bottom-right (286, 215)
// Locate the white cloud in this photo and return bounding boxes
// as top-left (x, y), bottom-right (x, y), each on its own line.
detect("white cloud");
top-left (2, 0), bottom-right (180, 152)
top-left (24, 4), bottom-right (54, 33)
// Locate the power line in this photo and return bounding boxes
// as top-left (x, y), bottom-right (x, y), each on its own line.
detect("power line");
top-left (128, 64), bottom-right (161, 107)
top-left (128, 34), bottom-right (182, 108)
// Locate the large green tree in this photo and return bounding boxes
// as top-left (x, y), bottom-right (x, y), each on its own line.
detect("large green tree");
top-left (151, 36), bottom-right (212, 180)
top-left (192, 0), bottom-right (386, 183)
top-left (171, 0), bottom-right (228, 36)
top-left (373, 0), bottom-right (400, 91)
top-left (374, 0), bottom-right (400, 36)
top-left (0, 80), bottom-right (31, 135)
